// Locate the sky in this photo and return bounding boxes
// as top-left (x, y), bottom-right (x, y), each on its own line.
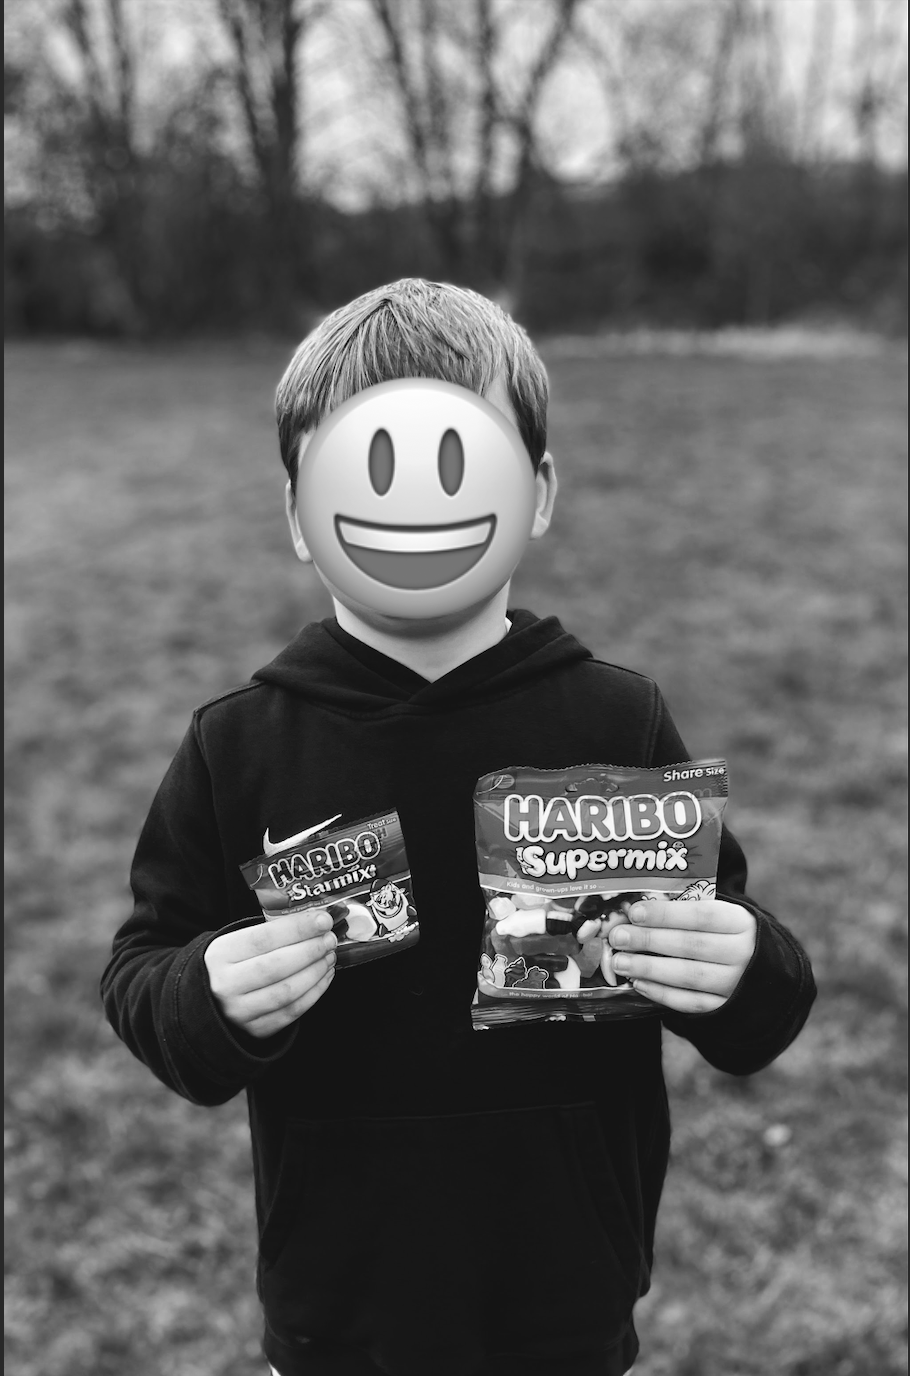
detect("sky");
top-left (256, 0), bottom-right (910, 207)
top-left (5, 0), bottom-right (908, 212)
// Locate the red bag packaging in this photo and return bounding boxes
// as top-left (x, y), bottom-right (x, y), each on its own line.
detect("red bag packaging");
top-left (472, 760), bottom-right (728, 1027)
top-left (240, 809), bottom-right (418, 968)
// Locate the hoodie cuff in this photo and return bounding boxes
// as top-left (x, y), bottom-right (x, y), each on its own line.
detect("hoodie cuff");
top-left (172, 922), bottom-right (300, 1084)
top-left (661, 903), bottom-right (815, 1073)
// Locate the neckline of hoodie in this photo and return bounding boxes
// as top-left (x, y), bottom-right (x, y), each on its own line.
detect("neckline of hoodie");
top-left (320, 618), bottom-right (433, 691)
top-left (277, 675), bottom-right (566, 720)
top-left (320, 613), bottom-right (529, 696)
top-left (248, 609), bottom-right (594, 716)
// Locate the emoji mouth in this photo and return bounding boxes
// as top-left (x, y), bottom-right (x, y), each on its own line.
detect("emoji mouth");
top-left (335, 515), bottom-right (496, 589)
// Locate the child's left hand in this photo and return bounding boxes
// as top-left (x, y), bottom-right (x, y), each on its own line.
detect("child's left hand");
top-left (608, 900), bottom-right (758, 1013)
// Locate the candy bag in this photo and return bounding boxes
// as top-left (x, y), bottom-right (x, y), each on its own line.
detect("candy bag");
top-left (472, 761), bottom-right (728, 1028)
top-left (240, 810), bottom-right (418, 968)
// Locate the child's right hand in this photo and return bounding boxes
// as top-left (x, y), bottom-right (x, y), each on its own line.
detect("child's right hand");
top-left (203, 909), bottom-right (337, 1039)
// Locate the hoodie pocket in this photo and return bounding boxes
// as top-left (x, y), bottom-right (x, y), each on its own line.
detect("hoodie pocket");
top-left (258, 1103), bottom-right (645, 1369)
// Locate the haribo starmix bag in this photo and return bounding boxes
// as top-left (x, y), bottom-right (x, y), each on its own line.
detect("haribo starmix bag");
top-left (240, 810), bottom-right (418, 968)
top-left (472, 760), bottom-right (728, 1028)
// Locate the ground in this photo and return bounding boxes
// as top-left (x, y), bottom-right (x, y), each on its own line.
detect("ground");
top-left (4, 334), bottom-right (908, 1376)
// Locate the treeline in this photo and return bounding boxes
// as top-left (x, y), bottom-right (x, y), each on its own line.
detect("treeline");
top-left (4, 0), bottom-right (907, 337)
top-left (5, 161), bottom-right (907, 336)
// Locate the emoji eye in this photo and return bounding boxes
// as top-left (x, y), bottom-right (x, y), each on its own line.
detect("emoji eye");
top-left (368, 428), bottom-right (394, 495)
top-left (438, 428), bottom-right (464, 496)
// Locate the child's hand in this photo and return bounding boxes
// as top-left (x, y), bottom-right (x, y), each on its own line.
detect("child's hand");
top-left (204, 909), bottom-right (337, 1039)
top-left (607, 900), bottom-right (757, 1014)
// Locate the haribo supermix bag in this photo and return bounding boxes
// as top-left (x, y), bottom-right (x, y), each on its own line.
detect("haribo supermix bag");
top-left (472, 761), bottom-right (728, 1028)
top-left (240, 810), bottom-right (418, 968)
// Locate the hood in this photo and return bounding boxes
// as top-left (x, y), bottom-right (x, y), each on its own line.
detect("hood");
top-left (251, 608), bottom-right (593, 716)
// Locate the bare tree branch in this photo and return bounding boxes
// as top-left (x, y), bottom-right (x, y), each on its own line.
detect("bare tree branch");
top-left (366, 0), bottom-right (583, 286)
top-left (800, 0), bottom-right (835, 161)
top-left (697, 0), bottom-right (745, 166)
top-left (108, 0), bottom-right (134, 141)
top-left (217, 0), bottom-right (271, 183)
top-left (368, 0), bottom-right (467, 269)
top-left (569, 4), bottom-right (632, 168)
top-left (496, 0), bottom-right (582, 277)
top-left (472, 0), bottom-right (499, 262)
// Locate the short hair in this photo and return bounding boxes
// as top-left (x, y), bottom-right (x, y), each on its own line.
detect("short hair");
top-left (276, 279), bottom-right (548, 494)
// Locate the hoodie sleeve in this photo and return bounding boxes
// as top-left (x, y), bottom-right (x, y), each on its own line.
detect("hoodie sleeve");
top-left (646, 688), bottom-right (816, 1075)
top-left (100, 720), bottom-right (299, 1106)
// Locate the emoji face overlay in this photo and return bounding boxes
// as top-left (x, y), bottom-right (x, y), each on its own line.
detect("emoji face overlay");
top-left (293, 379), bottom-right (539, 618)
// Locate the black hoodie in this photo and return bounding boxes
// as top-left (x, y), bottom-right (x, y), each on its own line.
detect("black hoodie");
top-left (101, 609), bottom-right (815, 1376)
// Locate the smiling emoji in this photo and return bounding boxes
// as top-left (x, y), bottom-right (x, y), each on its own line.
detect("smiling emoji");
top-left (289, 379), bottom-right (539, 618)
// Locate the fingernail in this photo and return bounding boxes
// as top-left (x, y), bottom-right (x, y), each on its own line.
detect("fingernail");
top-left (315, 913), bottom-right (332, 931)
top-left (323, 932), bottom-right (337, 950)
top-left (628, 904), bottom-right (646, 922)
top-left (612, 953), bottom-right (631, 973)
top-left (611, 927), bottom-right (631, 947)
top-left (325, 949), bottom-right (336, 965)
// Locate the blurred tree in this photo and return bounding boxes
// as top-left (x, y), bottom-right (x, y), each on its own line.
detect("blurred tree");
top-left (564, 0), bottom-right (907, 326)
top-left (214, 0), bottom-right (330, 325)
top-left (40, 0), bottom-right (148, 329)
top-left (4, 0), bottom-right (261, 333)
top-left (845, 0), bottom-right (908, 270)
top-left (4, 0), bottom-right (907, 335)
top-left (799, 0), bottom-right (837, 162)
top-left (848, 0), bottom-right (908, 170)
top-left (363, 0), bottom-right (582, 297)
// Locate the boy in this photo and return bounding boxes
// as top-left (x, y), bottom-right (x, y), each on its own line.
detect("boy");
top-left (101, 279), bottom-right (816, 1376)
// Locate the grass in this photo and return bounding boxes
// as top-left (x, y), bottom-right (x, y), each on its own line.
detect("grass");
top-left (5, 334), bottom-right (908, 1376)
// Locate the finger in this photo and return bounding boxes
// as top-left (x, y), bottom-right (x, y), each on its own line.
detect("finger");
top-left (227, 931), bottom-right (338, 996)
top-left (628, 899), bottom-right (751, 933)
top-left (232, 950), bottom-right (337, 1022)
top-left (243, 964), bottom-right (337, 1038)
top-left (223, 908), bottom-right (334, 961)
top-left (610, 951), bottom-right (740, 997)
top-left (630, 978), bottom-right (727, 1015)
top-left (608, 925), bottom-right (748, 965)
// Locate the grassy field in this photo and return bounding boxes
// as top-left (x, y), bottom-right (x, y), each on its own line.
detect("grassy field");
top-left (5, 335), bottom-right (908, 1376)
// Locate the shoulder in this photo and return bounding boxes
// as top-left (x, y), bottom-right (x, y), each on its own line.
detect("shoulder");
top-left (565, 658), bottom-right (667, 760)
top-left (192, 680), bottom-right (265, 724)
top-left (577, 656), bottom-right (662, 707)
top-left (189, 681), bottom-right (275, 755)
top-left (187, 679), bottom-right (283, 769)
